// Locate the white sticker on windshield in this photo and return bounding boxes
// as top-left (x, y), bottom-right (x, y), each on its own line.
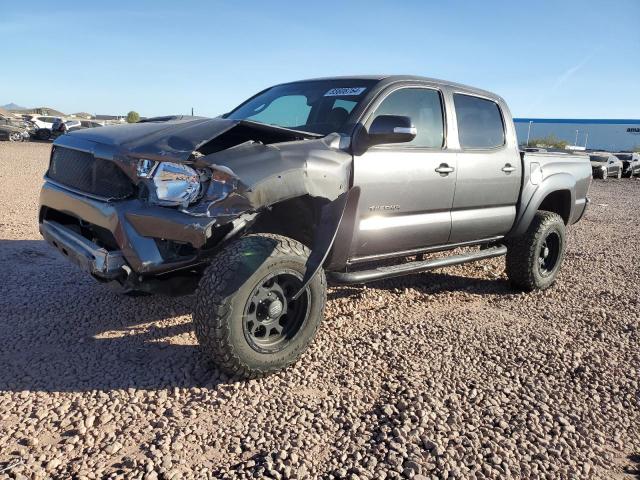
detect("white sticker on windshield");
top-left (324, 87), bottom-right (367, 97)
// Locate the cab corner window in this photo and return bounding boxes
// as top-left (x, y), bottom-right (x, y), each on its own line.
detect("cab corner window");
top-left (370, 88), bottom-right (444, 148)
top-left (453, 94), bottom-right (505, 149)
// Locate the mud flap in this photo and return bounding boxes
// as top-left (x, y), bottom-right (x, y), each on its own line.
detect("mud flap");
top-left (293, 187), bottom-right (360, 299)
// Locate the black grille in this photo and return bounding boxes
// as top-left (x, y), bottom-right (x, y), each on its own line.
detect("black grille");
top-left (48, 147), bottom-right (134, 199)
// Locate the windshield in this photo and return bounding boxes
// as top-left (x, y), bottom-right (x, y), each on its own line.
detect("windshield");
top-left (226, 79), bottom-right (378, 135)
top-left (615, 154), bottom-right (632, 160)
top-left (589, 155), bottom-right (608, 162)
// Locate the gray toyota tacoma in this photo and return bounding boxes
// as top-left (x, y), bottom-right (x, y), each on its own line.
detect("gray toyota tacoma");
top-left (38, 75), bottom-right (591, 376)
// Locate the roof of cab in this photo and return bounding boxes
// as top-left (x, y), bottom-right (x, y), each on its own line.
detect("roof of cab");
top-left (280, 75), bottom-right (502, 101)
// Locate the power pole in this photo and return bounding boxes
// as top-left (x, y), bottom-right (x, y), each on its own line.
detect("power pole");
top-left (191, 107), bottom-right (194, 116)
top-left (526, 120), bottom-right (533, 146)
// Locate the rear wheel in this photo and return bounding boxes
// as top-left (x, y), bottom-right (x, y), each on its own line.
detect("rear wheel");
top-left (193, 234), bottom-right (326, 377)
top-left (8, 132), bottom-right (23, 142)
top-left (506, 211), bottom-right (566, 291)
top-left (36, 128), bottom-right (51, 140)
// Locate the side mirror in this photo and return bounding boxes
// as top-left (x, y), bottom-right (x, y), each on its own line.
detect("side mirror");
top-left (367, 115), bottom-right (417, 147)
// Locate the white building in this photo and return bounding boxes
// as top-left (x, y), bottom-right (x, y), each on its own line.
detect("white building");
top-left (514, 118), bottom-right (640, 151)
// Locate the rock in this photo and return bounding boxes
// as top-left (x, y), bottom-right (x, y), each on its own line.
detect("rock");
top-left (104, 442), bottom-right (123, 455)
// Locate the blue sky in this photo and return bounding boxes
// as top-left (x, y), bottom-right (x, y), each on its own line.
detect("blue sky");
top-left (1, 0), bottom-right (638, 118)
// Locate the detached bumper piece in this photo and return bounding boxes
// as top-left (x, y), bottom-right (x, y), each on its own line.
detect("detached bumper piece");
top-left (40, 220), bottom-right (126, 280)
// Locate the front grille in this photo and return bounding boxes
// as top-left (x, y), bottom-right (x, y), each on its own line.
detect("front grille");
top-left (47, 147), bottom-right (134, 199)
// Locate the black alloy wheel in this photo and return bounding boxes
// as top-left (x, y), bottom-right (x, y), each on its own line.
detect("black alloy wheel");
top-left (242, 270), bottom-right (310, 353)
top-left (537, 231), bottom-right (561, 277)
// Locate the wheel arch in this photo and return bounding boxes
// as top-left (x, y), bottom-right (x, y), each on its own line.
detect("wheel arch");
top-left (246, 195), bottom-right (328, 249)
top-left (509, 173), bottom-right (576, 238)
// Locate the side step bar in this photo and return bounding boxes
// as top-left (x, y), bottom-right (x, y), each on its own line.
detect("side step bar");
top-left (327, 245), bottom-right (507, 285)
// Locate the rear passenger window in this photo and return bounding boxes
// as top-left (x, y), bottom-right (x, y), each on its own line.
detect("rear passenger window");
top-left (370, 88), bottom-right (444, 148)
top-left (453, 94), bottom-right (505, 149)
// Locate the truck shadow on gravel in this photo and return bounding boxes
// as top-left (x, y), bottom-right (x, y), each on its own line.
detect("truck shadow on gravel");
top-left (0, 239), bottom-right (229, 393)
top-left (327, 270), bottom-right (512, 302)
top-left (0, 240), bottom-right (510, 393)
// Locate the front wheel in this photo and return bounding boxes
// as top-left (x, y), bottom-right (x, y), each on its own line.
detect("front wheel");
top-left (617, 168), bottom-right (622, 179)
top-left (506, 211), bottom-right (566, 291)
top-left (8, 132), bottom-right (23, 142)
top-left (193, 234), bottom-right (326, 377)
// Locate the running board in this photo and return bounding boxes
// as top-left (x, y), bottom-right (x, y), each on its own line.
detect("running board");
top-left (327, 244), bottom-right (507, 285)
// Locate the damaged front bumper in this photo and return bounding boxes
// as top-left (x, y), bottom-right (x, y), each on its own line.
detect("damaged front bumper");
top-left (38, 181), bottom-right (233, 280)
top-left (40, 219), bottom-right (127, 279)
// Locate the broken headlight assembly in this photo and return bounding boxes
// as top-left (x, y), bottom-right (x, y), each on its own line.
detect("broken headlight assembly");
top-left (204, 165), bottom-right (238, 204)
top-left (137, 160), bottom-right (201, 207)
top-left (137, 159), bottom-right (239, 210)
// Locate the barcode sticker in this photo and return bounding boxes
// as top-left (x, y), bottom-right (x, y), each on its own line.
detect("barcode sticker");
top-left (324, 87), bottom-right (367, 97)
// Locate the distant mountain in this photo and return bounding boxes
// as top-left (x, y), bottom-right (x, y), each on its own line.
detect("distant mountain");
top-left (2, 103), bottom-right (27, 110)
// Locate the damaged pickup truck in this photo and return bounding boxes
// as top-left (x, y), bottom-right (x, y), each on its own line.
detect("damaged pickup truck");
top-left (39, 76), bottom-right (591, 377)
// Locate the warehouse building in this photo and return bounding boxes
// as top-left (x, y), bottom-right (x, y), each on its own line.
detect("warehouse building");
top-left (514, 118), bottom-right (640, 151)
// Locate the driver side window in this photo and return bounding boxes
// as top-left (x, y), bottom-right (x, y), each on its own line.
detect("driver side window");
top-left (370, 87), bottom-right (444, 148)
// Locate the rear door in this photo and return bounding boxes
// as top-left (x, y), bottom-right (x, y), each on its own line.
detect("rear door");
top-left (448, 92), bottom-right (521, 243)
top-left (349, 84), bottom-right (457, 260)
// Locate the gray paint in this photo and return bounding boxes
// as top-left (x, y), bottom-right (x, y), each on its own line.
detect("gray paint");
top-left (38, 75), bottom-right (591, 287)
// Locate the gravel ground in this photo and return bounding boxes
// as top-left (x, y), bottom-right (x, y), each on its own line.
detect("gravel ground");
top-left (0, 142), bottom-right (638, 480)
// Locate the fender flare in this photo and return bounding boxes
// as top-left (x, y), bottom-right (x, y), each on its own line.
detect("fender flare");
top-left (509, 173), bottom-right (576, 238)
top-left (294, 187), bottom-right (360, 299)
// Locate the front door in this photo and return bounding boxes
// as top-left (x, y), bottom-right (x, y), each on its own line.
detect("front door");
top-left (350, 86), bottom-right (457, 260)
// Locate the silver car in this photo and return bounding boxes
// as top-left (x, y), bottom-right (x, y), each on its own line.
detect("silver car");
top-left (615, 152), bottom-right (640, 178)
top-left (590, 153), bottom-right (623, 179)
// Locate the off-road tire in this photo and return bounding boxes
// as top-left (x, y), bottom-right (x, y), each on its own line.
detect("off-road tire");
top-left (506, 211), bottom-right (566, 291)
top-left (193, 234), bottom-right (326, 377)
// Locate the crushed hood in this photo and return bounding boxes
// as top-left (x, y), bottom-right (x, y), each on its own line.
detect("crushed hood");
top-left (62, 117), bottom-right (322, 162)
top-left (53, 116), bottom-right (353, 221)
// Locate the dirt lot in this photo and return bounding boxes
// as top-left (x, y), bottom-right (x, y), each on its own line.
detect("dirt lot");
top-left (0, 142), bottom-right (638, 479)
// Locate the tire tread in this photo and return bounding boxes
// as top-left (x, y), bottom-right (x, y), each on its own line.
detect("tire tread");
top-left (193, 234), bottom-right (326, 378)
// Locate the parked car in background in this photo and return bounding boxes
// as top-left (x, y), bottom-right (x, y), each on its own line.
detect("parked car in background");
top-left (51, 119), bottom-right (103, 138)
top-left (79, 120), bottom-right (103, 129)
top-left (24, 115), bottom-right (62, 140)
top-left (51, 119), bottom-right (80, 136)
top-left (0, 117), bottom-right (30, 142)
top-left (590, 153), bottom-right (623, 179)
top-left (614, 152), bottom-right (640, 178)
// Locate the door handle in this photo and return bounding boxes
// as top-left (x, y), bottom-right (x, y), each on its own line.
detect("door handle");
top-left (435, 163), bottom-right (455, 175)
top-left (502, 163), bottom-right (516, 173)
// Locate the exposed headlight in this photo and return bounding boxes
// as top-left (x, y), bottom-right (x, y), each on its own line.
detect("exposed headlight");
top-left (139, 160), bottom-right (201, 207)
top-left (601, 166), bottom-right (607, 170)
top-left (206, 165), bottom-right (238, 203)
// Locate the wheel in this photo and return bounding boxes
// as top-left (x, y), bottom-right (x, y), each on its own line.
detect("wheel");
top-left (36, 128), bottom-right (51, 140)
top-left (193, 233), bottom-right (326, 377)
top-left (598, 169), bottom-right (607, 180)
top-left (8, 132), bottom-right (23, 142)
top-left (506, 211), bottom-right (566, 291)
top-left (617, 168), bottom-right (622, 179)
